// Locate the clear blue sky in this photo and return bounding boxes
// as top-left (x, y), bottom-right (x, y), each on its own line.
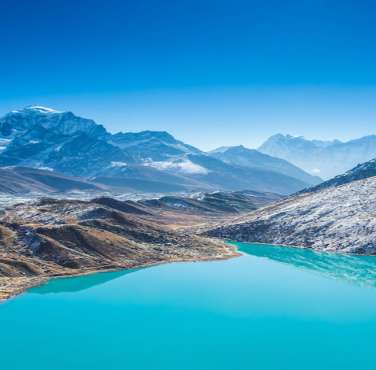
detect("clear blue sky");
top-left (1, 0), bottom-right (376, 150)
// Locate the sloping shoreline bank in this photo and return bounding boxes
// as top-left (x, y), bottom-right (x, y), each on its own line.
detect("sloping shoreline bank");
top-left (206, 177), bottom-right (376, 255)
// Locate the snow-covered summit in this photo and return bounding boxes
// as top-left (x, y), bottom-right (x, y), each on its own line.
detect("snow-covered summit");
top-left (1, 105), bottom-right (107, 139)
top-left (12, 105), bottom-right (62, 114)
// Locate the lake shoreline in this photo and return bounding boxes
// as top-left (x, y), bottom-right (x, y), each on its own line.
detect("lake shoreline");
top-left (226, 240), bottom-right (376, 256)
top-left (0, 242), bottom-right (240, 303)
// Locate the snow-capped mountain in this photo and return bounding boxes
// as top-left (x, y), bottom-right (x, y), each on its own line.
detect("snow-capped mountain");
top-left (210, 145), bottom-right (321, 185)
top-left (0, 106), bottom-right (317, 194)
top-left (259, 133), bottom-right (376, 179)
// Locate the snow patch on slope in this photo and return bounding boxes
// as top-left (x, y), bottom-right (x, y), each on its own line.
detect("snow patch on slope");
top-left (0, 138), bottom-right (11, 153)
top-left (111, 161), bottom-right (128, 168)
top-left (145, 159), bottom-right (208, 175)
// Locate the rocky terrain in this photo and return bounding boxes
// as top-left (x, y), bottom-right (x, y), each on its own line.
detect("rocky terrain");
top-left (0, 196), bottom-right (242, 301)
top-left (206, 176), bottom-right (376, 255)
top-left (142, 190), bottom-right (282, 216)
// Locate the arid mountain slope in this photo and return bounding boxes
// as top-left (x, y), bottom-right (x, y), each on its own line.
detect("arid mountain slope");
top-left (0, 197), bottom-right (238, 301)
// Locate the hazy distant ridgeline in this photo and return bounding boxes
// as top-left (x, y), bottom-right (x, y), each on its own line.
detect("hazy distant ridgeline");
top-left (210, 145), bottom-right (321, 185)
top-left (259, 134), bottom-right (376, 179)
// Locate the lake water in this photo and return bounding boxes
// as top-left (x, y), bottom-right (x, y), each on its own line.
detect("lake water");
top-left (2, 242), bottom-right (376, 370)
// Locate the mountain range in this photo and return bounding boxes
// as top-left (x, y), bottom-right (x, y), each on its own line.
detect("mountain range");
top-left (0, 106), bottom-right (320, 195)
top-left (259, 133), bottom-right (376, 179)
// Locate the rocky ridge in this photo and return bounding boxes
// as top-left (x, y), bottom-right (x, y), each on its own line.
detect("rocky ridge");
top-left (304, 158), bottom-right (376, 193)
top-left (206, 176), bottom-right (376, 255)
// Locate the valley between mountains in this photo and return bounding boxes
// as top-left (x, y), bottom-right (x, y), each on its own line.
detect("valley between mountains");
top-left (2, 105), bottom-right (376, 301)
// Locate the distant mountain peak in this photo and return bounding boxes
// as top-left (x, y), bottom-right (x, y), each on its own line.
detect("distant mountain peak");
top-left (224, 145), bottom-right (247, 151)
top-left (210, 145), bottom-right (247, 154)
top-left (261, 133), bottom-right (340, 148)
top-left (266, 133), bottom-right (294, 141)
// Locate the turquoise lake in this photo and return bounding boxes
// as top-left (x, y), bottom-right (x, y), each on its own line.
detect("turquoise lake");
top-left (2, 242), bottom-right (376, 370)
